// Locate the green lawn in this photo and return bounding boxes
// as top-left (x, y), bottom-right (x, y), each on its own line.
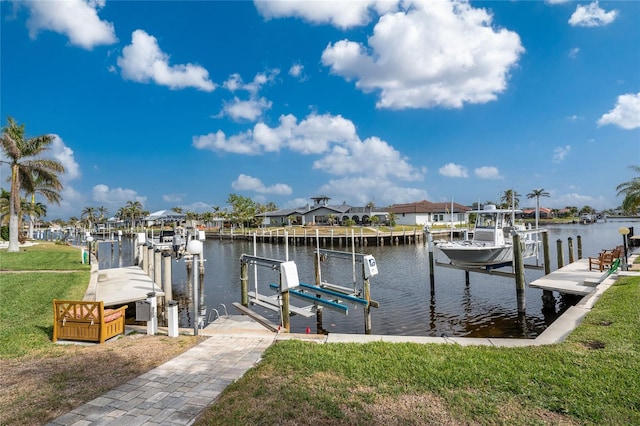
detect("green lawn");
top-left (198, 276), bottom-right (640, 425)
top-left (0, 243), bottom-right (89, 358)
top-left (0, 242), bottom-right (89, 270)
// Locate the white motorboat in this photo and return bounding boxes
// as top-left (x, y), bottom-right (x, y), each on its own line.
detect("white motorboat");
top-left (433, 205), bottom-right (539, 268)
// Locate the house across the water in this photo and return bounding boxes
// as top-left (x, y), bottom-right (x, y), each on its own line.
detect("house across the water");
top-left (256, 196), bottom-right (388, 226)
top-left (387, 200), bottom-right (471, 227)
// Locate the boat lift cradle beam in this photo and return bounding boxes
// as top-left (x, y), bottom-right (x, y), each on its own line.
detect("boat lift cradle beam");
top-left (434, 260), bottom-right (544, 278)
top-left (240, 254), bottom-right (289, 270)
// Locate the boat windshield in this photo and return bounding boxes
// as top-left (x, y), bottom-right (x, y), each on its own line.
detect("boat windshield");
top-left (476, 212), bottom-right (506, 229)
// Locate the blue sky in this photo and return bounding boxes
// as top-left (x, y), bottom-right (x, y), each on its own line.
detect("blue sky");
top-left (1, 0), bottom-right (639, 219)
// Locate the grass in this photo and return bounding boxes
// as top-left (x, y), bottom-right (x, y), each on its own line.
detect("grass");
top-left (3, 242), bottom-right (639, 424)
top-left (0, 242), bottom-right (90, 358)
top-left (0, 242), bottom-right (90, 270)
top-left (0, 242), bottom-right (202, 425)
top-left (196, 275), bottom-right (640, 425)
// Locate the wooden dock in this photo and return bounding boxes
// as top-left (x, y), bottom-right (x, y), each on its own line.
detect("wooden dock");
top-left (528, 259), bottom-right (610, 295)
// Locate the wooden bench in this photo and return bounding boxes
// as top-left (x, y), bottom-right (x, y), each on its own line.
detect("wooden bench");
top-left (53, 300), bottom-right (127, 344)
top-left (588, 247), bottom-right (622, 272)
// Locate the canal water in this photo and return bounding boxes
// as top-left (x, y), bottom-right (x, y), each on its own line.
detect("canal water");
top-left (97, 219), bottom-right (639, 339)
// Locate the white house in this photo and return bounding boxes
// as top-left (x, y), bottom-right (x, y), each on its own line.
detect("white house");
top-left (388, 200), bottom-right (470, 226)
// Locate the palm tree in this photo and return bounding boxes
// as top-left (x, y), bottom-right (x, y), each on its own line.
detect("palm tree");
top-left (0, 188), bottom-right (10, 226)
top-left (25, 174), bottom-right (63, 238)
top-left (388, 211), bottom-right (396, 227)
top-left (527, 188), bottom-right (550, 229)
top-left (1, 117), bottom-right (64, 252)
top-left (500, 189), bottom-right (520, 209)
top-left (98, 206), bottom-right (108, 221)
top-left (200, 211), bottom-right (214, 229)
top-left (616, 165), bottom-right (640, 215)
top-left (124, 200), bottom-right (144, 231)
top-left (81, 206), bottom-right (97, 232)
top-left (23, 201), bottom-right (47, 237)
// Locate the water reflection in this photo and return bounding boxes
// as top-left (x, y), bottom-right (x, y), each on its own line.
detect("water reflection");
top-left (97, 219), bottom-right (639, 338)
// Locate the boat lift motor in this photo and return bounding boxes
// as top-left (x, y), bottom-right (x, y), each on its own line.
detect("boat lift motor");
top-left (363, 255), bottom-right (378, 278)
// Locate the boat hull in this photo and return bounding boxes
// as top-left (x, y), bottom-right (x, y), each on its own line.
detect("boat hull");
top-left (437, 240), bottom-right (538, 267)
top-left (438, 244), bottom-right (514, 267)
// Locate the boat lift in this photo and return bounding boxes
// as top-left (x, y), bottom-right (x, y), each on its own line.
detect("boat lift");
top-left (239, 230), bottom-right (381, 333)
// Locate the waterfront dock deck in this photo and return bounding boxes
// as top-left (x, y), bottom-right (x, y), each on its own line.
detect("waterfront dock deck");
top-left (528, 258), bottom-right (611, 295)
top-left (87, 265), bottom-right (164, 306)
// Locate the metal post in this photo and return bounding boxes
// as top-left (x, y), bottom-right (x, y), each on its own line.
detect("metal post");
top-left (192, 253), bottom-right (199, 336)
top-left (313, 248), bottom-right (323, 334)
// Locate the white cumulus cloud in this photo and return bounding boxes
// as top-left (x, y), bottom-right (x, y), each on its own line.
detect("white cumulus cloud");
top-left (49, 135), bottom-right (81, 181)
top-left (232, 174), bottom-right (292, 195)
top-left (222, 70), bottom-right (279, 95)
top-left (254, 0), bottom-right (397, 29)
top-left (194, 113), bottom-right (359, 156)
top-left (569, 1), bottom-right (617, 27)
top-left (117, 30), bottom-right (215, 92)
top-left (92, 184), bottom-right (147, 207)
top-left (474, 166), bottom-right (502, 179)
top-left (222, 97), bottom-right (273, 122)
top-left (23, 0), bottom-right (117, 49)
top-left (289, 63), bottom-right (307, 81)
top-left (217, 71), bottom-right (279, 121)
top-left (597, 92), bottom-right (640, 130)
top-left (439, 163), bottom-right (468, 178)
top-left (313, 136), bottom-right (423, 181)
top-left (321, 0), bottom-right (524, 109)
top-left (192, 129), bottom-right (257, 155)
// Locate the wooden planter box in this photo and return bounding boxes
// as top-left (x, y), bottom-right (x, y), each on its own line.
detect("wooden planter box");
top-left (53, 300), bottom-right (127, 344)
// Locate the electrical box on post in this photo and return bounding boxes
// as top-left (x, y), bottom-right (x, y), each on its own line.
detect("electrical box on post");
top-left (198, 230), bottom-right (206, 241)
top-left (135, 300), bottom-right (151, 321)
top-left (280, 261), bottom-right (300, 292)
top-left (363, 255), bottom-right (378, 278)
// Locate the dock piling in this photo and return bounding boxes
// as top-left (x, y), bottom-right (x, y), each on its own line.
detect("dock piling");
top-left (577, 235), bottom-right (583, 259)
top-left (427, 230), bottom-right (435, 289)
top-left (513, 233), bottom-right (526, 315)
top-left (568, 237), bottom-right (575, 263)
top-left (556, 239), bottom-right (564, 269)
top-left (541, 231), bottom-right (555, 310)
